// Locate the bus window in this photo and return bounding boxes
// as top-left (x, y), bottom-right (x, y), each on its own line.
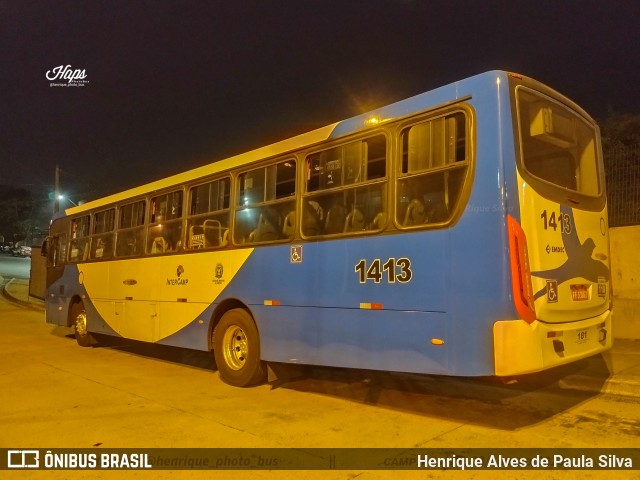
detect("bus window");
top-left (234, 160), bottom-right (296, 244)
top-left (90, 208), bottom-right (115, 260)
top-left (397, 112), bottom-right (468, 227)
top-left (69, 215), bottom-right (90, 262)
top-left (116, 200), bottom-right (146, 257)
top-left (187, 177), bottom-right (230, 249)
top-left (147, 190), bottom-right (183, 254)
top-left (303, 135), bottom-right (387, 237)
top-left (517, 89), bottom-right (600, 198)
top-left (47, 234), bottom-right (67, 268)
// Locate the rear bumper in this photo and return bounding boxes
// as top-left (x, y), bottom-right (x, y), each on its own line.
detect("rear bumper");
top-left (493, 310), bottom-right (612, 376)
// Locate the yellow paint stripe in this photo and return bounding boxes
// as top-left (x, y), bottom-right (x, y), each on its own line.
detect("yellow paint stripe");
top-left (79, 248), bottom-right (254, 341)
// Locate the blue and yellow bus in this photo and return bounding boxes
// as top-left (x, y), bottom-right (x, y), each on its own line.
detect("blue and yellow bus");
top-left (44, 71), bottom-right (612, 387)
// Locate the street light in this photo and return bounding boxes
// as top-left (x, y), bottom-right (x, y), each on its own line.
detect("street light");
top-left (57, 194), bottom-right (78, 206)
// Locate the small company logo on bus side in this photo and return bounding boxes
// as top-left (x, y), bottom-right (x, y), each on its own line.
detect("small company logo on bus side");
top-left (213, 263), bottom-right (225, 285)
top-left (546, 244), bottom-right (566, 254)
top-left (167, 265), bottom-right (188, 286)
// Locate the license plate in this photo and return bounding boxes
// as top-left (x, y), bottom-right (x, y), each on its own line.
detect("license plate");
top-left (570, 284), bottom-right (589, 301)
top-left (576, 329), bottom-right (588, 344)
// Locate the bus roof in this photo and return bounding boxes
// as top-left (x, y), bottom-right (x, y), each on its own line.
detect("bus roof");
top-left (63, 70), bottom-right (515, 216)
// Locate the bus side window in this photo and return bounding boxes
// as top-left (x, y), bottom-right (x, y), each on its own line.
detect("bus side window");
top-left (303, 135), bottom-right (387, 238)
top-left (90, 208), bottom-right (115, 260)
top-left (147, 190), bottom-right (183, 255)
top-left (235, 160), bottom-right (296, 245)
top-left (69, 215), bottom-right (90, 263)
top-left (398, 112), bottom-right (469, 227)
top-left (187, 177), bottom-right (230, 250)
top-left (116, 200), bottom-right (146, 258)
top-left (46, 233), bottom-right (67, 267)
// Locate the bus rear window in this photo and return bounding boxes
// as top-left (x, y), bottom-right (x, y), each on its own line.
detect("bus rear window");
top-left (517, 89), bottom-right (600, 197)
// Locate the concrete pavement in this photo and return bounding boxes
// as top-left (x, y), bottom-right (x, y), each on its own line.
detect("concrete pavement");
top-left (1, 275), bottom-right (639, 398)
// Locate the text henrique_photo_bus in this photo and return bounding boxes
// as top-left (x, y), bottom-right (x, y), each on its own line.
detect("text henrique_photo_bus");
top-left (43, 71), bottom-right (612, 387)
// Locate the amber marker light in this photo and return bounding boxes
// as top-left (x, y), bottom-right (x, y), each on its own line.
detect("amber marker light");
top-left (359, 303), bottom-right (383, 310)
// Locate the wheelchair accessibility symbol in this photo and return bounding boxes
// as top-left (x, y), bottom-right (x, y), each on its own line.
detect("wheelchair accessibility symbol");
top-left (546, 280), bottom-right (559, 303)
top-left (290, 245), bottom-right (303, 264)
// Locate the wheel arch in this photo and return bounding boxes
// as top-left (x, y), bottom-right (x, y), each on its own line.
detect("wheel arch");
top-left (208, 298), bottom-right (255, 350)
top-left (66, 294), bottom-right (85, 327)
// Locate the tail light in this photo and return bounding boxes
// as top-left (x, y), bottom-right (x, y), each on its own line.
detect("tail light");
top-left (507, 215), bottom-right (536, 323)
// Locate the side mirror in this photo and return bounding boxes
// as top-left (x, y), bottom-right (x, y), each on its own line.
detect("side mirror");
top-left (41, 239), bottom-right (48, 257)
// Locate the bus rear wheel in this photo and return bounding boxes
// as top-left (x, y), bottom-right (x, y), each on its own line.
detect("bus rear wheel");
top-left (71, 300), bottom-right (94, 347)
top-left (213, 308), bottom-right (265, 387)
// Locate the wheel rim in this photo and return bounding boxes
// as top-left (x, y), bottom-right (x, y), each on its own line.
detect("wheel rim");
top-left (222, 325), bottom-right (248, 371)
top-left (75, 310), bottom-right (88, 337)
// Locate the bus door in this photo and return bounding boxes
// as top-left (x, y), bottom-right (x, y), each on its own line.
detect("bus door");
top-left (44, 233), bottom-right (69, 325)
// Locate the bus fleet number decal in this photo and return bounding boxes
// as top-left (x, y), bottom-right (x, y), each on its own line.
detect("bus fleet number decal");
top-left (540, 209), bottom-right (572, 234)
top-left (355, 258), bottom-right (412, 284)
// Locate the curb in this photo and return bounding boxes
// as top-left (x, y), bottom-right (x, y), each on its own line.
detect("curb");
top-left (1, 277), bottom-right (45, 311)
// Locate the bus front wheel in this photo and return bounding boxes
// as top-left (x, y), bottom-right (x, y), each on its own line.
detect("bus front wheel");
top-left (213, 308), bottom-right (265, 387)
top-left (71, 300), bottom-right (94, 347)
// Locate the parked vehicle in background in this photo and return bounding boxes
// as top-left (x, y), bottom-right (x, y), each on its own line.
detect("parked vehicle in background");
top-left (11, 246), bottom-right (32, 257)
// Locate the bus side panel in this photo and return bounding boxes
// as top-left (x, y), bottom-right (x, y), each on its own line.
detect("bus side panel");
top-left (156, 302), bottom-right (217, 351)
top-left (222, 235), bottom-right (448, 312)
top-left (445, 76), bottom-right (521, 376)
top-left (256, 306), bottom-right (450, 375)
top-left (214, 233), bottom-right (450, 374)
top-left (83, 296), bottom-right (121, 338)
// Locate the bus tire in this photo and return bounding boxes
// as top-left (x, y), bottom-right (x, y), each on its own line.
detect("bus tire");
top-left (71, 300), bottom-right (95, 347)
top-left (213, 308), bottom-right (265, 387)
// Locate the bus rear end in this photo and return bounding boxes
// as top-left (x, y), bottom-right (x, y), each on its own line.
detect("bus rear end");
top-left (494, 75), bottom-right (612, 375)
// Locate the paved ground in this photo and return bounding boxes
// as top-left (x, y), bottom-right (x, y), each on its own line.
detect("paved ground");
top-left (2, 275), bottom-right (640, 480)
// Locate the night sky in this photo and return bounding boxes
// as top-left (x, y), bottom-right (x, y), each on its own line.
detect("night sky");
top-left (2, 0), bottom-right (639, 204)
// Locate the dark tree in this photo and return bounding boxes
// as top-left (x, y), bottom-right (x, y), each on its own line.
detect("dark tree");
top-left (600, 111), bottom-right (640, 151)
top-left (0, 186), bottom-right (48, 244)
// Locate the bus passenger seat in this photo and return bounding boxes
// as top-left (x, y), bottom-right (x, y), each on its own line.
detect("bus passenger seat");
top-left (282, 211), bottom-right (295, 239)
top-left (250, 212), bottom-right (279, 242)
top-left (372, 211), bottom-right (387, 230)
top-left (324, 204), bottom-right (346, 234)
top-left (302, 201), bottom-right (323, 236)
top-left (403, 199), bottom-right (427, 226)
top-left (151, 237), bottom-right (168, 254)
top-left (344, 208), bottom-right (365, 232)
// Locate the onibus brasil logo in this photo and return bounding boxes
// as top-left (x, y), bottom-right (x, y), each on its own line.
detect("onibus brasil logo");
top-left (46, 65), bottom-right (89, 87)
